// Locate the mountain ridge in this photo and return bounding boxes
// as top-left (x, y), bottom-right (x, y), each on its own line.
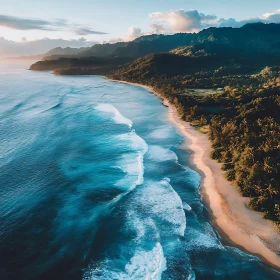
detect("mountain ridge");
top-left (30, 23), bottom-right (280, 73)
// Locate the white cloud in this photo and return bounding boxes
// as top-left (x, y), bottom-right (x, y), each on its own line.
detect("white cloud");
top-left (106, 26), bottom-right (143, 43)
top-left (128, 27), bottom-right (143, 40)
top-left (262, 9), bottom-right (280, 23)
top-left (149, 9), bottom-right (280, 34)
top-left (149, 23), bottom-right (166, 34)
top-left (149, 10), bottom-right (217, 33)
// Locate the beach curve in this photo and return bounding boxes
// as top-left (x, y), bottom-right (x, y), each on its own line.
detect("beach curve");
top-left (110, 78), bottom-right (280, 270)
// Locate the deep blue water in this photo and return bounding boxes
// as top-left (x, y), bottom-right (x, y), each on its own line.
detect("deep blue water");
top-left (0, 62), bottom-right (279, 280)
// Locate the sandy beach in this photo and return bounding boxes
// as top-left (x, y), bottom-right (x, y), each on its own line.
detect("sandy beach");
top-left (165, 98), bottom-right (280, 270)
top-left (112, 78), bottom-right (280, 270)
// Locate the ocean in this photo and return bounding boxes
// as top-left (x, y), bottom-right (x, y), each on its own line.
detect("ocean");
top-left (0, 62), bottom-right (279, 280)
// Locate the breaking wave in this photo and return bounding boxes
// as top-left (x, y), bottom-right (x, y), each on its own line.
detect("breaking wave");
top-left (95, 103), bottom-right (133, 128)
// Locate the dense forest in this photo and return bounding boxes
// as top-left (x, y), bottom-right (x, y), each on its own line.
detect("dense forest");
top-left (111, 63), bottom-right (280, 230)
top-left (30, 23), bottom-right (280, 229)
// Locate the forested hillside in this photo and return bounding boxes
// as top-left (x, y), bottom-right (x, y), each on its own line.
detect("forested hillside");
top-left (31, 23), bottom-right (280, 71)
top-left (30, 23), bottom-right (280, 227)
top-left (111, 63), bottom-right (280, 229)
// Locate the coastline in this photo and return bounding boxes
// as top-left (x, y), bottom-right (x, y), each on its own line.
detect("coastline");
top-left (110, 78), bottom-right (280, 270)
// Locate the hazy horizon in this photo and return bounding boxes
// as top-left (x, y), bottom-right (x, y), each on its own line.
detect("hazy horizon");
top-left (0, 0), bottom-right (280, 57)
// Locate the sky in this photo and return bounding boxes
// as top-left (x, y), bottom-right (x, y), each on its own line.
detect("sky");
top-left (0, 0), bottom-right (280, 57)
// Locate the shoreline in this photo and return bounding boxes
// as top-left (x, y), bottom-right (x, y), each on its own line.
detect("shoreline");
top-left (109, 78), bottom-right (280, 270)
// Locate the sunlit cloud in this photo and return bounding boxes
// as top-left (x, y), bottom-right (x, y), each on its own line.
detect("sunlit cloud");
top-left (149, 9), bottom-right (280, 34)
top-left (149, 10), bottom-right (217, 33)
top-left (105, 26), bottom-right (143, 43)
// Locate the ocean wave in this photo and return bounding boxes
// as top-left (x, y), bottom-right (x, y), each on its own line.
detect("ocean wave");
top-left (126, 211), bottom-right (160, 242)
top-left (115, 130), bottom-right (148, 190)
top-left (183, 202), bottom-right (192, 211)
top-left (148, 125), bottom-right (175, 139)
top-left (186, 228), bottom-right (223, 251)
top-left (149, 178), bottom-right (186, 236)
top-left (84, 177), bottom-right (187, 279)
top-left (133, 178), bottom-right (186, 237)
top-left (95, 103), bottom-right (133, 128)
top-left (124, 242), bottom-right (167, 280)
top-left (83, 242), bottom-right (166, 280)
top-left (147, 145), bottom-right (178, 162)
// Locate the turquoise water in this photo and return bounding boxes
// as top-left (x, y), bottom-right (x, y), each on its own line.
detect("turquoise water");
top-left (0, 62), bottom-right (279, 279)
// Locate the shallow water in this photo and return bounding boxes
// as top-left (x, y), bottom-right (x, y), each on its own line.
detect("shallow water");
top-left (0, 62), bottom-right (279, 279)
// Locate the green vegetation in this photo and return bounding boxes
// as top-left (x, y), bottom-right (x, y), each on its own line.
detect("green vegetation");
top-left (29, 23), bottom-right (280, 229)
top-left (111, 62), bottom-right (280, 230)
top-left (30, 56), bottom-right (130, 73)
top-left (30, 23), bottom-right (280, 72)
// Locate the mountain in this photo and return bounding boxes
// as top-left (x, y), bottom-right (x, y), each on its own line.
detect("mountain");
top-left (43, 47), bottom-right (89, 60)
top-left (78, 42), bottom-right (127, 57)
top-left (44, 47), bottom-right (88, 57)
top-left (29, 56), bottom-right (130, 75)
top-left (42, 43), bottom-right (128, 61)
top-left (111, 53), bottom-right (225, 80)
top-left (108, 23), bottom-right (280, 59)
top-left (195, 23), bottom-right (280, 54)
top-left (170, 42), bottom-right (239, 57)
top-left (110, 33), bottom-right (195, 59)
top-left (128, 23), bottom-right (280, 58)
top-left (30, 23), bottom-right (280, 74)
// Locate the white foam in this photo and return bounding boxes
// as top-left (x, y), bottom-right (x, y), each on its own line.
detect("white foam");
top-left (115, 153), bottom-right (144, 189)
top-left (137, 178), bottom-right (186, 236)
top-left (147, 145), bottom-right (178, 162)
top-left (126, 211), bottom-right (160, 242)
top-left (183, 202), bottom-right (192, 211)
top-left (148, 125), bottom-right (174, 139)
top-left (225, 246), bottom-right (259, 262)
top-left (84, 243), bottom-right (167, 280)
top-left (95, 103), bottom-right (133, 128)
top-left (187, 229), bottom-right (223, 250)
top-left (115, 131), bottom-right (148, 190)
top-left (117, 130), bottom-right (148, 152)
top-left (124, 243), bottom-right (167, 280)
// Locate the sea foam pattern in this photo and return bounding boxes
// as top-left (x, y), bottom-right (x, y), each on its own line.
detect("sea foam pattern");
top-left (1, 66), bottom-right (279, 280)
top-left (95, 103), bottom-right (133, 128)
top-left (84, 243), bottom-right (167, 280)
top-left (115, 130), bottom-right (148, 188)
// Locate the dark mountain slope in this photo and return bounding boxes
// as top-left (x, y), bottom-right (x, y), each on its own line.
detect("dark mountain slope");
top-left (43, 47), bottom-right (89, 60)
top-left (44, 47), bottom-right (88, 57)
top-left (111, 33), bottom-right (195, 59)
top-left (111, 23), bottom-right (280, 59)
top-left (78, 42), bottom-right (127, 57)
top-left (30, 56), bottom-right (129, 75)
top-left (30, 23), bottom-right (280, 73)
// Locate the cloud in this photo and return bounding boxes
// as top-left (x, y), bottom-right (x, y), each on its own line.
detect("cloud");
top-left (128, 27), bottom-right (143, 39)
top-left (106, 26), bottom-right (143, 43)
top-left (75, 28), bottom-right (108, 35)
top-left (0, 37), bottom-right (96, 58)
top-left (149, 23), bottom-right (166, 34)
top-left (0, 15), bottom-right (62, 31)
top-left (262, 9), bottom-right (280, 23)
top-left (149, 9), bottom-right (280, 34)
top-left (0, 14), bottom-right (107, 35)
top-left (149, 10), bottom-right (217, 33)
